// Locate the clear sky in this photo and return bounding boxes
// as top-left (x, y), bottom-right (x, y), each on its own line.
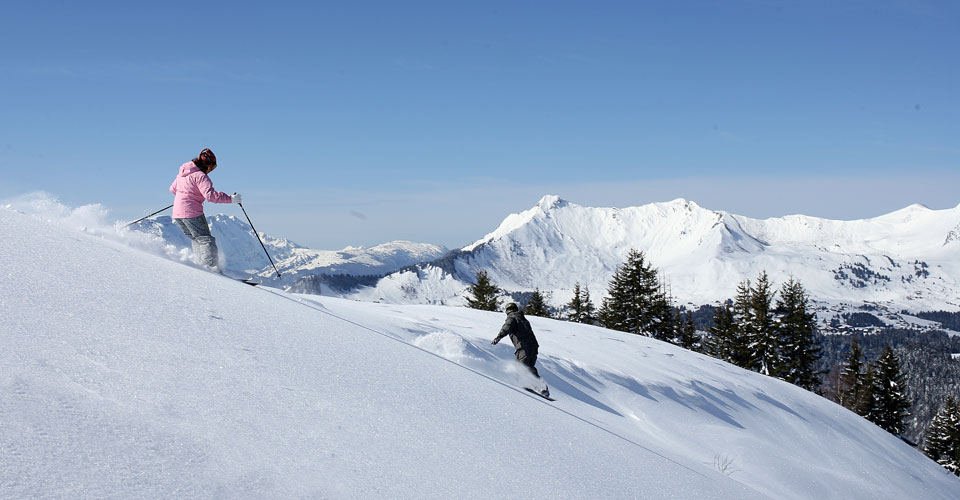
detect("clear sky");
top-left (2, 0), bottom-right (957, 249)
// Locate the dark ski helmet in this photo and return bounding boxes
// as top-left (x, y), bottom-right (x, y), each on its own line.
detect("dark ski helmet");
top-left (505, 302), bottom-right (519, 313)
top-left (199, 148), bottom-right (217, 168)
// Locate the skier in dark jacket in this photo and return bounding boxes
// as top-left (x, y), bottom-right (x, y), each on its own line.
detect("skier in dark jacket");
top-left (492, 303), bottom-right (548, 397)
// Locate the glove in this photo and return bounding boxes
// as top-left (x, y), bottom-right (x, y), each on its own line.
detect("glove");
top-left (231, 193), bottom-right (242, 204)
top-left (491, 339), bottom-right (499, 345)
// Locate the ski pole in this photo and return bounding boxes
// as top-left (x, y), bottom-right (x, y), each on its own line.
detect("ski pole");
top-left (237, 202), bottom-right (282, 278)
top-left (123, 204), bottom-right (173, 228)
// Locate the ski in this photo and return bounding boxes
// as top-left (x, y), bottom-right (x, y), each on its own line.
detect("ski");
top-left (221, 272), bottom-right (262, 286)
top-left (524, 387), bottom-right (555, 401)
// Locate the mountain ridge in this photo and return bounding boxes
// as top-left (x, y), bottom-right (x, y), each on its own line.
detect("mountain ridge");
top-left (340, 196), bottom-right (960, 325)
top-left (131, 194), bottom-right (960, 327)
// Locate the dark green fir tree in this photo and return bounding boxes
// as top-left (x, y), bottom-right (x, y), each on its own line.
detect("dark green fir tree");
top-left (597, 249), bottom-right (671, 338)
top-left (704, 301), bottom-right (743, 365)
top-left (869, 346), bottom-right (912, 435)
top-left (565, 282), bottom-right (595, 324)
top-left (524, 288), bottom-right (551, 317)
top-left (465, 269), bottom-right (501, 312)
top-left (924, 396), bottom-right (960, 476)
top-left (856, 363), bottom-right (878, 419)
top-left (670, 309), bottom-right (684, 345)
top-left (677, 310), bottom-right (701, 351)
top-left (775, 278), bottom-right (823, 390)
top-left (837, 340), bottom-right (868, 412)
top-left (747, 271), bottom-right (780, 377)
top-left (731, 278), bottom-right (756, 369)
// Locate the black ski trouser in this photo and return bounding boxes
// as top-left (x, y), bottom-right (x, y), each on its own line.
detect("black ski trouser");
top-left (515, 347), bottom-right (540, 378)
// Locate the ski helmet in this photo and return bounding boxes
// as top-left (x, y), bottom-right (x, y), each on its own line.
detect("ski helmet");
top-left (199, 148), bottom-right (217, 167)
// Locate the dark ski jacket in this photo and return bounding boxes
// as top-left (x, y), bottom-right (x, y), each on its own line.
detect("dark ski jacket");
top-left (494, 311), bottom-right (539, 352)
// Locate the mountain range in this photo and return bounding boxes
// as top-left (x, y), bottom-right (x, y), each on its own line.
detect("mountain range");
top-left (140, 195), bottom-right (960, 330)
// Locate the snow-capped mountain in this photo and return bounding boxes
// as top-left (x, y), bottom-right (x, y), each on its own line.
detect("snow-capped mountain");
top-left (132, 215), bottom-right (447, 285)
top-left (344, 195), bottom-right (960, 321)
top-left (3, 203), bottom-right (959, 499)
top-left (127, 194), bottom-right (960, 329)
top-left (268, 239), bottom-right (449, 286)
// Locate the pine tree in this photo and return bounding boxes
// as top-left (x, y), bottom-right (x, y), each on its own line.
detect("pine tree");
top-left (465, 269), bottom-right (501, 311)
top-left (856, 363), bottom-right (878, 419)
top-left (707, 273), bottom-right (820, 385)
top-left (731, 278), bottom-right (756, 369)
top-left (565, 282), bottom-right (595, 324)
top-left (654, 296), bottom-right (677, 343)
top-left (670, 309), bottom-right (684, 345)
top-left (870, 346), bottom-right (912, 435)
top-left (677, 311), bottom-right (701, 351)
top-left (924, 396), bottom-right (960, 476)
top-left (525, 288), bottom-right (550, 317)
top-left (704, 301), bottom-right (741, 364)
top-left (837, 340), bottom-right (868, 411)
top-left (597, 249), bottom-right (671, 338)
top-left (775, 278), bottom-right (823, 390)
top-left (747, 271), bottom-right (780, 376)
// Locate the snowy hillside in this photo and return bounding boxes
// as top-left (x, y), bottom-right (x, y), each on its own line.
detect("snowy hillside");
top-left (131, 214), bottom-right (448, 285)
top-left (3, 203), bottom-right (960, 498)
top-left (348, 195), bottom-right (960, 319)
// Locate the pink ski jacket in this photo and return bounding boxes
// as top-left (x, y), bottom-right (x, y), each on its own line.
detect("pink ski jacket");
top-left (169, 161), bottom-right (233, 219)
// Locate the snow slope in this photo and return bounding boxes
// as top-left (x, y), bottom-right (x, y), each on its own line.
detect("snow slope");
top-left (3, 204), bottom-right (959, 498)
top-left (350, 195), bottom-right (960, 315)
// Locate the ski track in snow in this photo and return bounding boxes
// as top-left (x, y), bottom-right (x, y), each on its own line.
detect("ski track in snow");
top-left (258, 286), bottom-right (712, 482)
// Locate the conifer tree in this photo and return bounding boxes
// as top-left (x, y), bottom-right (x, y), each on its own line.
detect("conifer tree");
top-left (708, 273), bottom-right (821, 389)
top-left (869, 346), bottom-right (912, 435)
top-left (524, 288), bottom-right (551, 317)
top-left (654, 298), bottom-right (677, 343)
top-left (669, 309), bottom-right (684, 345)
top-left (837, 340), bottom-right (867, 411)
top-left (775, 278), bottom-right (823, 390)
top-left (677, 311), bottom-right (701, 351)
top-left (856, 363), bottom-right (878, 419)
top-left (597, 249), bottom-right (671, 338)
top-left (704, 301), bottom-right (741, 364)
top-left (465, 269), bottom-right (501, 311)
top-left (731, 278), bottom-right (756, 369)
top-left (565, 282), bottom-right (595, 324)
top-left (924, 396), bottom-right (960, 477)
top-left (747, 271), bottom-right (780, 376)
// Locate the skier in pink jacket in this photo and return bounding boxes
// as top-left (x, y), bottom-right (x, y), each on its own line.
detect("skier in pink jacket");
top-left (169, 148), bottom-right (240, 271)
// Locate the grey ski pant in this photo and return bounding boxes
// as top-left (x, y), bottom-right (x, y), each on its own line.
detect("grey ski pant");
top-left (516, 347), bottom-right (541, 379)
top-left (173, 215), bottom-right (219, 269)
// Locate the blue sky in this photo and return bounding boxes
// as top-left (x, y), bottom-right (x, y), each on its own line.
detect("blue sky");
top-left (2, 1), bottom-right (957, 249)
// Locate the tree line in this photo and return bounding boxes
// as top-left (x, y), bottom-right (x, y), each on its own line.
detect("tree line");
top-left (466, 249), bottom-right (823, 390)
top-left (819, 329), bottom-right (960, 476)
top-left (838, 340), bottom-right (960, 476)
